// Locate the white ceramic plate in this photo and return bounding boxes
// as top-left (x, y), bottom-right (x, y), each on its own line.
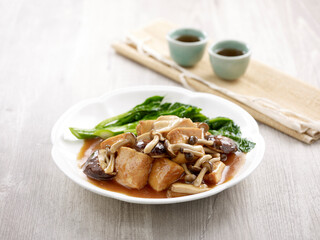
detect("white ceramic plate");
top-left (51, 86), bottom-right (265, 204)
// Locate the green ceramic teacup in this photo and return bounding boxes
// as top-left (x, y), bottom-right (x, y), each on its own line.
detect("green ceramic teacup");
top-left (208, 40), bottom-right (251, 80)
top-left (167, 28), bottom-right (208, 67)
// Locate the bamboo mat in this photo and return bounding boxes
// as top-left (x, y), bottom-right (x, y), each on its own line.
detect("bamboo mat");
top-left (112, 20), bottom-right (320, 144)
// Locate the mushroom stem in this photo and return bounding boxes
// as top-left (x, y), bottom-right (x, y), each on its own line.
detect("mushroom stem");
top-left (196, 122), bottom-right (209, 133)
top-left (193, 166), bottom-right (209, 187)
top-left (194, 158), bottom-right (221, 186)
top-left (110, 139), bottom-right (130, 153)
top-left (152, 131), bottom-right (165, 141)
top-left (171, 143), bottom-right (204, 153)
top-left (170, 183), bottom-right (210, 194)
top-left (182, 163), bottom-right (192, 175)
top-left (182, 163), bottom-right (196, 183)
top-left (104, 153), bottom-right (115, 173)
top-left (193, 155), bottom-right (212, 169)
top-left (144, 135), bottom-right (160, 153)
top-left (197, 139), bottom-right (214, 146)
top-left (182, 148), bottom-right (205, 157)
top-left (212, 152), bottom-right (220, 158)
top-left (164, 140), bottom-right (205, 157)
top-left (203, 147), bottom-right (219, 154)
top-left (98, 149), bottom-right (108, 170)
top-left (210, 157), bottom-right (221, 163)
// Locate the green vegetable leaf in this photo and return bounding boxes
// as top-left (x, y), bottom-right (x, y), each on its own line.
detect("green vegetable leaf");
top-left (208, 120), bottom-right (255, 152)
top-left (69, 95), bottom-right (256, 152)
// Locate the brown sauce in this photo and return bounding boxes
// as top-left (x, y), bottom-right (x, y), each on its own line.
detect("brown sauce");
top-left (216, 48), bottom-right (244, 57)
top-left (176, 35), bottom-right (200, 42)
top-left (78, 138), bottom-right (246, 198)
top-left (77, 138), bottom-right (102, 159)
top-left (90, 179), bottom-right (168, 198)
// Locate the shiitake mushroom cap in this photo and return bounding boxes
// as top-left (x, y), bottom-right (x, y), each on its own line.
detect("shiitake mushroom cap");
top-left (206, 135), bottom-right (237, 154)
top-left (82, 150), bottom-right (116, 181)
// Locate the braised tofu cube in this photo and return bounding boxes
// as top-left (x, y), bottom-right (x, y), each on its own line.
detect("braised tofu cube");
top-left (115, 147), bottom-right (153, 189)
top-left (166, 127), bottom-right (204, 144)
top-left (172, 152), bottom-right (187, 164)
top-left (152, 116), bottom-right (197, 136)
top-left (204, 161), bottom-right (226, 185)
top-left (100, 132), bottom-right (135, 149)
top-left (136, 120), bottom-right (155, 135)
top-left (148, 158), bottom-right (184, 192)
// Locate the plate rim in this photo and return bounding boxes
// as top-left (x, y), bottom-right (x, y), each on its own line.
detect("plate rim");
top-left (51, 85), bottom-right (265, 204)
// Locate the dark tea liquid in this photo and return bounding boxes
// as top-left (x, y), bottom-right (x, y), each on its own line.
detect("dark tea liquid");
top-left (216, 48), bottom-right (244, 57)
top-left (176, 35), bottom-right (200, 42)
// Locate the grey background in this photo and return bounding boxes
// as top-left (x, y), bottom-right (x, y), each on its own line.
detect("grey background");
top-left (0, 0), bottom-right (319, 239)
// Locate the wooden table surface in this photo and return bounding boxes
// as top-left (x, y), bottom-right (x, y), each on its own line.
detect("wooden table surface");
top-left (1, 0), bottom-right (319, 239)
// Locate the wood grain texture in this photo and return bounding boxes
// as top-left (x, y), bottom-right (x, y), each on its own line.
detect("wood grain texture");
top-left (113, 41), bottom-right (318, 143)
top-left (0, 0), bottom-right (319, 239)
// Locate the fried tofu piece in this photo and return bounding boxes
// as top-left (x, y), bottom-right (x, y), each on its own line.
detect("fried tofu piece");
top-left (100, 132), bottom-right (134, 149)
top-left (136, 116), bottom-right (197, 137)
top-left (172, 152), bottom-right (187, 164)
top-left (115, 147), bottom-right (153, 189)
top-left (148, 158), bottom-right (184, 191)
top-left (152, 116), bottom-right (196, 136)
top-left (166, 127), bottom-right (203, 144)
top-left (204, 161), bottom-right (226, 185)
top-left (136, 120), bottom-right (156, 135)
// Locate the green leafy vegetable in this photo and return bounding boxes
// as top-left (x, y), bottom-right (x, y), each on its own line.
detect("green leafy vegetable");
top-left (69, 95), bottom-right (256, 152)
top-left (208, 120), bottom-right (255, 152)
